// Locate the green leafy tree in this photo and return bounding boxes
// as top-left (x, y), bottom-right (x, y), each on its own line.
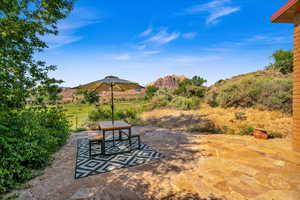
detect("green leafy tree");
top-left (76, 89), bottom-right (100, 105)
top-left (145, 85), bottom-right (159, 99)
top-left (0, 0), bottom-right (74, 192)
top-left (175, 76), bottom-right (207, 98)
top-left (0, 0), bottom-right (74, 111)
top-left (266, 49), bottom-right (293, 74)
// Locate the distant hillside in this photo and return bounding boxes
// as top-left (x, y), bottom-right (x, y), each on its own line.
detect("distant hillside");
top-left (59, 87), bottom-right (76, 103)
top-left (59, 87), bottom-right (145, 104)
top-left (148, 74), bottom-right (187, 89)
top-left (206, 70), bottom-right (293, 113)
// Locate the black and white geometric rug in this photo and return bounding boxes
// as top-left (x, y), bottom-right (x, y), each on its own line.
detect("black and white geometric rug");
top-left (75, 137), bottom-right (164, 179)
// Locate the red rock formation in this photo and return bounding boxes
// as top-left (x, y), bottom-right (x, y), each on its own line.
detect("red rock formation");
top-left (148, 75), bottom-right (187, 89)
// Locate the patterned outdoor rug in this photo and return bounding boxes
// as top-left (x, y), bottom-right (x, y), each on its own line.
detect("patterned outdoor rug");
top-left (75, 136), bottom-right (164, 179)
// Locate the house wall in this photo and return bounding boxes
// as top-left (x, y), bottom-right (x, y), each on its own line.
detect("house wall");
top-left (293, 12), bottom-right (300, 151)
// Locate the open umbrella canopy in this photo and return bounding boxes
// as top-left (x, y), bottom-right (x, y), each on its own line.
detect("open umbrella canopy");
top-left (75, 76), bottom-right (144, 125)
top-left (76, 76), bottom-right (143, 92)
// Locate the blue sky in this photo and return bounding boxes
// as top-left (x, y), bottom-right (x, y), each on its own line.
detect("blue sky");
top-left (37, 0), bottom-right (293, 87)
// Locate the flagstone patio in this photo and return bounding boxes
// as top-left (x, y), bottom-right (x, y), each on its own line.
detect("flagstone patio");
top-left (13, 126), bottom-right (300, 200)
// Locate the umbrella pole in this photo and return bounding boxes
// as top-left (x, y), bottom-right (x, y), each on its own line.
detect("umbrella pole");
top-left (111, 83), bottom-right (114, 125)
top-left (111, 83), bottom-right (115, 146)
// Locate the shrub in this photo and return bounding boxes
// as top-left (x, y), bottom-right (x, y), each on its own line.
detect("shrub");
top-left (88, 106), bottom-right (112, 121)
top-left (174, 76), bottom-right (207, 98)
top-left (145, 85), bottom-right (159, 100)
top-left (76, 90), bottom-right (99, 105)
top-left (88, 106), bottom-right (138, 123)
top-left (115, 108), bottom-right (138, 123)
top-left (239, 125), bottom-right (254, 136)
top-left (269, 132), bottom-right (284, 138)
top-left (0, 107), bottom-right (70, 193)
top-left (214, 77), bottom-right (292, 113)
top-left (148, 95), bottom-right (170, 109)
top-left (235, 112), bottom-right (247, 120)
top-left (187, 122), bottom-right (220, 133)
top-left (169, 96), bottom-right (200, 110)
top-left (207, 92), bottom-right (219, 107)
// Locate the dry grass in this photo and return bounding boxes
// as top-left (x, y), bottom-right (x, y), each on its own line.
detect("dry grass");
top-left (140, 104), bottom-right (292, 137)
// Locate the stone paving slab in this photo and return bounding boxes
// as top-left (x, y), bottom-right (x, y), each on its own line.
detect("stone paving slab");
top-left (11, 126), bottom-right (300, 200)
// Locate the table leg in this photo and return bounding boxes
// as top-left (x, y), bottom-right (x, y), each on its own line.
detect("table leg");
top-left (119, 129), bottom-right (122, 141)
top-left (102, 130), bottom-right (106, 155)
top-left (89, 141), bottom-right (92, 159)
top-left (113, 129), bottom-right (115, 146)
top-left (129, 128), bottom-right (132, 150)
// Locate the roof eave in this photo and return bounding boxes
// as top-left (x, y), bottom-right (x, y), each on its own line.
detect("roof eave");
top-left (271, 0), bottom-right (300, 23)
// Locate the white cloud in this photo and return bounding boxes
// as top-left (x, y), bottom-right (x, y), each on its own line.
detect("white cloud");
top-left (170, 55), bottom-right (221, 63)
top-left (139, 26), bottom-right (153, 37)
top-left (182, 32), bottom-right (197, 40)
top-left (43, 34), bottom-right (82, 48)
top-left (247, 35), bottom-right (287, 43)
top-left (185, 0), bottom-right (240, 25)
top-left (142, 50), bottom-right (161, 55)
top-left (114, 54), bottom-right (130, 61)
top-left (147, 29), bottom-right (180, 45)
top-left (136, 44), bottom-right (147, 50)
top-left (44, 6), bottom-right (102, 48)
top-left (207, 7), bottom-right (240, 24)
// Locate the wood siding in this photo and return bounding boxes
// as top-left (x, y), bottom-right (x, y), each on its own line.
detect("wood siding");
top-left (293, 23), bottom-right (300, 151)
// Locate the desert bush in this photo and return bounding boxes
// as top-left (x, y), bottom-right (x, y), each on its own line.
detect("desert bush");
top-left (88, 106), bottom-right (138, 124)
top-left (0, 107), bottom-right (70, 193)
top-left (214, 77), bottom-right (292, 113)
top-left (169, 96), bottom-right (200, 110)
top-left (235, 112), bottom-right (247, 120)
top-left (207, 92), bottom-right (219, 107)
top-left (148, 95), bottom-right (170, 109)
top-left (269, 132), bottom-right (284, 138)
top-left (239, 125), bottom-right (254, 136)
top-left (145, 85), bottom-right (159, 100)
top-left (141, 104), bottom-right (292, 137)
top-left (187, 122), bottom-right (220, 133)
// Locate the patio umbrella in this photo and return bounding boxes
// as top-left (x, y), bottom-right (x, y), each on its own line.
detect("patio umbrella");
top-left (76, 76), bottom-right (144, 124)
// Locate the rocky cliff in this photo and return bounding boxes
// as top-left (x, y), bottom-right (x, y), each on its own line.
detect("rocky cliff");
top-left (148, 75), bottom-right (187, 89)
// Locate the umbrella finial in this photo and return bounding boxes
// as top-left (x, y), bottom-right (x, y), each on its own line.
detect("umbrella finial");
top-left (105, 75), bottom-right (119, 79)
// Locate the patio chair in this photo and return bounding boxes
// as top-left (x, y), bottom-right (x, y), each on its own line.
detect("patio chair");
top-left (119, 130), bottom-right (141, 150)
top-left (131, 133), bottom-right (141, 150)
top-left (88, 134), bottom-right (105, 158)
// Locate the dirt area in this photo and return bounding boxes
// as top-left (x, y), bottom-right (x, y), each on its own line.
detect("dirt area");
top-left (12, 126), bottom-right (300, 200)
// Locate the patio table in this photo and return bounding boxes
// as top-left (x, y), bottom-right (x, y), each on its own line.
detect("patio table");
top-left (98, 120), bottom-right (132, 155)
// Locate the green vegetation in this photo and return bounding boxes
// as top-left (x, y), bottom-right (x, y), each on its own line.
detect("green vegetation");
top-left (88, 107), bottom-right (138, 124)
top-left (0, 107), bottom-right (70, 193)
top-left (0, 0), bottom-right (73, 193)
top-left (239, 125), bottom-right (254, 136)
top-left (63, 99), bottom-right (149, 130)
top-left (206, 70), bottom-right (292, 113)
top-left (266, 49), bottom-right (293, 74)
top-left (64, 104), bottom-right (95, 130)
top-left (169, 96), bottom-right (200, 110)
top-left (145, 85), bottom-right (159, 100)
top-left (174, 76), bottom-right (207, 98)
top-left (76, 90), bottom-right (100, 105)
top-left (147, 76), bottom-right (206, 110)
top-left (207, 92), bottom-right (219, 108)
